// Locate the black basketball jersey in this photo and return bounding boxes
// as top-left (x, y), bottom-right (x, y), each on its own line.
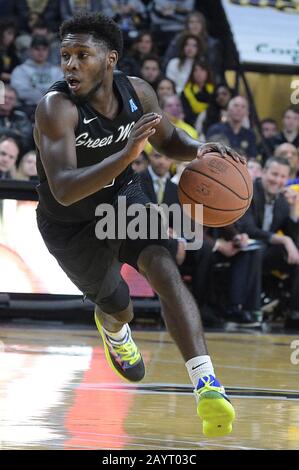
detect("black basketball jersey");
top-left (36, 70), bottom-right (143, 223)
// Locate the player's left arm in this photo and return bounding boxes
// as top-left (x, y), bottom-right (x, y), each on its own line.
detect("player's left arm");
top-left (129, 76), bottom-right (244, 163)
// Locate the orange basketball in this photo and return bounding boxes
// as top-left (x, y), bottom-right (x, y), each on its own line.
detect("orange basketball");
top-left (178, 152), bottom-right (253, 227)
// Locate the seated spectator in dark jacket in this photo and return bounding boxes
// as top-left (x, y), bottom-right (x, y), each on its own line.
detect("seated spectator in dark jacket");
top-left (195, 83), bottom-right (233, 139)
top-left (139, 149), bottom-right (259, 326)
top-left (0, 85), bottom-right (33, 152)
top-left (206, 95), bottom-right (257, 159)
top-left (0, 135), bottom-right (20, 179)
top-left (0, 17), bottom-right (19, 84)
top-left (131, 151), bottom-right (149, 174)
top-left (203, 226), bottom-right (263, 325)
top-left (256, 117), bottom-right (278, 163)
top-left (237, 156), bottom-right (299, 328)
top-left (266, 107), bottom-right (299, 156)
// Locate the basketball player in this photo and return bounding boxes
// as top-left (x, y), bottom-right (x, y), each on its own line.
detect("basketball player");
top-left (34, 12), bottom-right (242, 437)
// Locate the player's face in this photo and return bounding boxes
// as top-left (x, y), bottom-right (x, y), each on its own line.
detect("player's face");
top-left (61, 34), bottom-right (117, 98)
top-left (262, 162), bottom-right (289, 195)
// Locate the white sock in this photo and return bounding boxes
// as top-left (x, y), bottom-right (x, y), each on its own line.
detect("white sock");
top-left (103, 324), bottom-right (129, 344)
top-left (185, 355), bottom-right (215, 388)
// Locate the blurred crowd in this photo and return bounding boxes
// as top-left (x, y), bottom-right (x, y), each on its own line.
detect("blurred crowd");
top-left (1, 0), bottom-right (299, 329)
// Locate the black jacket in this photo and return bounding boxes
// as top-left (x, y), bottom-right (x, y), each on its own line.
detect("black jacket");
top-left (237, 178), bottom-right (299, 244)
top-left (139, 168), bottom-right (179, 206)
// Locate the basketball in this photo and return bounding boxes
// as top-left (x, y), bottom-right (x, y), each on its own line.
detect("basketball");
top-left (178, 152), bottom-right (253, 227)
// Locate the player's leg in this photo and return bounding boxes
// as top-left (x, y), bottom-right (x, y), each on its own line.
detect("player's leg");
top-left (94, 281), bottom-right (145, 382)
top-left (137, 244), bottom-right (235, 437)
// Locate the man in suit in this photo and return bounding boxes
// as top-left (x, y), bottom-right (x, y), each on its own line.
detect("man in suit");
top-left (238, 156), bottom-right (299, 328)
top-left (139, 149), bottom-right (186, 266)
top-left (139, 149), bottom-right (260, 326)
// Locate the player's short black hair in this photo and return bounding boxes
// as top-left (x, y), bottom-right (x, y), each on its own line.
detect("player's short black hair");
top-left (59, 12), bottom-right (123, 57)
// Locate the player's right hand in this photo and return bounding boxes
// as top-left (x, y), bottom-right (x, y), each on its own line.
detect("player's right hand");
top-left (123, 113), bottom-right (162, 161)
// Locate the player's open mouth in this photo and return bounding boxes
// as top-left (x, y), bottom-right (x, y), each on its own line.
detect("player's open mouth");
top-left (67, 78), bottom-right (81, 91)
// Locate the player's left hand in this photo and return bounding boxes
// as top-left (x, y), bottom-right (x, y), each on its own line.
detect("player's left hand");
top-left (197, 142), bottom-right (246, 164)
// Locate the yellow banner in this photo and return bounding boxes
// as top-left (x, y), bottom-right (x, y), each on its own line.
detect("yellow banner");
top-left (228, 0), bottom-right (299, 12)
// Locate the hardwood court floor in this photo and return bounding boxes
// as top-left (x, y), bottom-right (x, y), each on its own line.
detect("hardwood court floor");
top-left (1, 321), bottom-right (299, 450)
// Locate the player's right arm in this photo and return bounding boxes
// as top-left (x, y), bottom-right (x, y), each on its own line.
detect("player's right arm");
top-left (35, 92), bottom-right (161, 206)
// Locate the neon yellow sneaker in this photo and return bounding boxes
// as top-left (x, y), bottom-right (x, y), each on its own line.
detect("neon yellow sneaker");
top-left (95, 312), bottom-right (145, 382)
top-left (195, 375), bottom-right (235, 438)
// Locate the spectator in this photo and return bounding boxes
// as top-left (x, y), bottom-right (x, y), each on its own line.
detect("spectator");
top-left (237, 156), bottom-right (299, 329)
top-left (11, 35), bottom-right (62, 121)
top-left (143, 93), bottom-right (198, 158)
top-left (163, 11), bottom-right (223, 84)
top-left (60, 0), bottom-right (107, 20)
top-left (131, 151), bottom-right (149, 173)
top-left (139, 55), bottom-right (162, 91)
top-left (0, 135), bottom-right (20, 179)
top-left (203, 226), bottom-right (263, 325)
top-left (267, 107), bottom-right (299, 155)
top-left (181, 60), bottom-right (214, 126)
top-left (274, 143), bottom-right (299, 180)
top-left (149, 0), bottom-right (195, 50)
top-left (160, 94), bottom-right (198, 139)
top-left (257, 118), bottom-right (279, 164)
top-left (260, 118), bottom-right (278, 139)
top-left (103, 0), bottom-right (147, 45)
top-left (15, 18), bottom-right (61, 66)
top-left (206, 95), bottom-right (257, 159)
top-left (0, 17), bottom-right (19, 83)
top-left (156, 78), bottom-right (176, 104)
top-left (15, 0), bottom-right (61, 32)
top-left (15, 150), bottom-right (38, 181)
top-left (166, 33), bottom-right (204, 94)
top-left (247, 159), bottom-right (262, 182)
top-left (118, 31), bottom-right (156, 77)
top-left (196, 83), bottom-right (233, 138)
top-left (0, 84), bottom-right (33, 152)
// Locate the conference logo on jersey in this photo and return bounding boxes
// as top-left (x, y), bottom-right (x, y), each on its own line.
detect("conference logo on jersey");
top-left (228, 0), bottom-right (299, 12)
top-left (129, 98), bottom-right (138, 112)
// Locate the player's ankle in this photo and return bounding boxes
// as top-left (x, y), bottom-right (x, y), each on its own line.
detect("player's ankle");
top-left (185, 355), bottom-right (215, 388)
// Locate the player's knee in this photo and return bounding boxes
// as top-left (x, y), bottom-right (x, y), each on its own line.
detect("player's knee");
top-left (137, 244), bottom-right (174, 275)
top-left (97, 280), bottom-right (131, 315)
